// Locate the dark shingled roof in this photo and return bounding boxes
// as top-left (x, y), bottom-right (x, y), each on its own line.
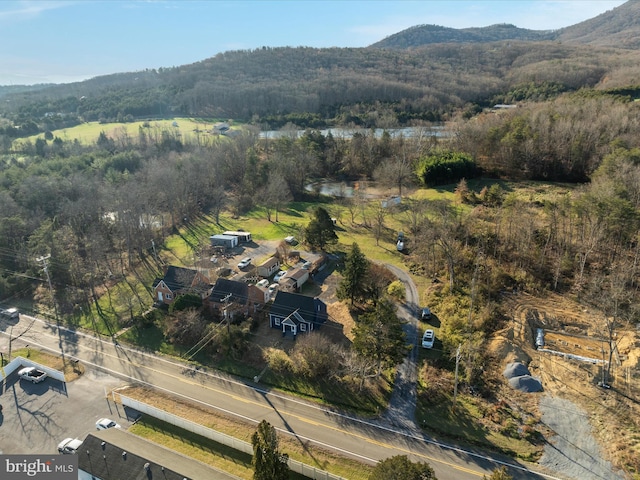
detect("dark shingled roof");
top-left (209, 278), bottom-right (249, 304)
top-left (153, 265), bottom-right (202, 291)
top-left (78, 429), bottom-right (235, 480)
top-left (270, 291), bottom-right (327, 326)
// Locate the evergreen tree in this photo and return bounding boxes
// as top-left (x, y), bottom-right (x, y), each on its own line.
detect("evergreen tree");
top-left (337, 242), bottom-right (368, 305)
top-left (168, 293), bottom-right (203, 313)
top-left (369, 455), bottom-right (437, 480)
top-left (352, 299), bottom-right (408, 375)
top-left (251, 420), bottom-right (289, 480)
top-left (304, 206), bottom-right (338, 250)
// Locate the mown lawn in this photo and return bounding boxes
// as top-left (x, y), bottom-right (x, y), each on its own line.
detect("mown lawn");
top-left (12, 117), bottom-right (235, 148)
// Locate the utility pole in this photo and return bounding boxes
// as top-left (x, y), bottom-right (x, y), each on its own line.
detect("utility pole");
top-left (222, 293), bottom-right (232, 336)
top-left (36, 254), bottom-right (58, 321)
top-left (452, 345), bottom-right (461, 412)
top-left (151, 240), bottom-right (158, 264)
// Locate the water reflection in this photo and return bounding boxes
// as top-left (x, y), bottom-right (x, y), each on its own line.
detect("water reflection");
top-left (305, 180), bottom-right (384, 198)
top-left (260, 125), bottom-right (447, 139)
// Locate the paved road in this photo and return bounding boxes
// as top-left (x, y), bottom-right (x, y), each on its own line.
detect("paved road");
top-left (0, 314), bottom-right (561, 480)
top-left (379, 263), bottom-right (421, 431)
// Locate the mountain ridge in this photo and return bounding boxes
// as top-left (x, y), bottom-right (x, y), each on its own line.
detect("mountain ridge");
top-left (370, 1), bottom-right (640, 49)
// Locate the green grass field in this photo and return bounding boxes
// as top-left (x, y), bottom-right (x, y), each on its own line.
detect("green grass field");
top-left (13, 117), bottom-right (239, 149)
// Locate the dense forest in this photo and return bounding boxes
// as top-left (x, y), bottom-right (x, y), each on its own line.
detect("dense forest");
top-left (2, 40), bottom-right (640, 135)
top-left (2, 87), bottom-right (640, 320)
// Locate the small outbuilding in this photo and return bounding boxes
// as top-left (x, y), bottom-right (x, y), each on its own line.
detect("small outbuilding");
top-left (223, 231), bottom-right (252, 243)
top-left (257, 256), bottom-right (281, 278)
top-left (210, 234), bottom-right (238, 249)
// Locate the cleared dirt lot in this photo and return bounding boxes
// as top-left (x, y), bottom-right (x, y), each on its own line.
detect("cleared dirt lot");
top-left (489, 292), bottom-right (640, 477)
top-left (0, 368), bottom-right (131, 455)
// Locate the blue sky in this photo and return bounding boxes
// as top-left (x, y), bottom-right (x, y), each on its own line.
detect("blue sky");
top-left (0, 0), bottom-right (627, 86)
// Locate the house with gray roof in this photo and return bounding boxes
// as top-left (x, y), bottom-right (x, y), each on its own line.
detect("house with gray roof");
top-left (152, 266), bottom-right (211, 306)
top-left (207, 278), bottom-right (267, 317)
top-left (77, 428), bottom-right (236, 480)
top-left (268, 291), bottom-right (327, 336)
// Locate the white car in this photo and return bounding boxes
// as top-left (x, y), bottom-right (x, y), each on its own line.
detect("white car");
top-left (57, 437), bottom-right (83, 454)
top-left (268, 283), bottom-right (279, 295)
top-left (256, 279), bottom-right (269, 288)
top-left (96, 417), bottom-right (121, 430)
top-left (237, 257), bottom-right (252, 269)
top-left (273, 270), bottom-right (287, 282)
top-left (421, 329), bottom-right (435, 349)
top-left (18, 366), bottom-right (47, 383)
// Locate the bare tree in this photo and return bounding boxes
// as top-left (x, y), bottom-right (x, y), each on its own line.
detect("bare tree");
top-left (586, 260), bottom-right (635, 386)
top-left (372, 206), bottom-right (387, 246)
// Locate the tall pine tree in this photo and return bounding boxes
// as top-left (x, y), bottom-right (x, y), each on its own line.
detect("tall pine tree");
top-left (251, 420), bottom-right (289, 480)
top-left (352, 299), bottom-right (408, 375)
top-left (304, 206), bottom-right (338, 250)
top-left (337, 242), bottom-right (368, 305)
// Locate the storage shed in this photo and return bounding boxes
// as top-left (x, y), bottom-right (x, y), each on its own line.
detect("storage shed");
top-left (210, 234), bottom-right (238, 249)
top-left (223, 231), bottom-right (252, 243)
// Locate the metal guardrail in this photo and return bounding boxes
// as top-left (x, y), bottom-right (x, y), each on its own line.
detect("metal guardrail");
top-left (116, 393), bottom-right (346, 480)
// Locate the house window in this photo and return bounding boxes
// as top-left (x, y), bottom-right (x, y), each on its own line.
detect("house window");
top-left (166, 294), bottom-right (172, 300)
top-left (274, 317), bottom-right (281, 326)
top-left (300, 323), bottom-right (306, 332)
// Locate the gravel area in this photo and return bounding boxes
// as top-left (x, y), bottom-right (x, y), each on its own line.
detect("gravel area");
top-left (538, 395), bottom-right (627, 480)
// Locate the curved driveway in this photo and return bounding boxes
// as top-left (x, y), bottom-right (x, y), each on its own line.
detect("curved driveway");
top-left (0, 313), bottom-right (561, 480)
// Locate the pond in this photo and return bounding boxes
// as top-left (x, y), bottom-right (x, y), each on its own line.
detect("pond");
top-left (260, 125), bottom-right (448, 139)
top-left (305, 180), bottom-right (387, 198)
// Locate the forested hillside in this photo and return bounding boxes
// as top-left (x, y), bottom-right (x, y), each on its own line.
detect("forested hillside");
top-left (2, 40), bottom-right (640, 134)
top-left (373, 1), bottom-right (640, 50)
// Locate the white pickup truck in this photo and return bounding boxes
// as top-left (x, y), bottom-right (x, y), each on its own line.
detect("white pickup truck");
top-left (18, 367), bottom-right (47, 383)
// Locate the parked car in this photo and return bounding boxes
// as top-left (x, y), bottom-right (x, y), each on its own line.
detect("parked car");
top-left (96, 417), bottom-right (121, 430)
top-left (237, 257), bottom-right (252, 269)
top-left (284, 236), bottom-right (297, 245)
top-left (301, 261), bottom-right (313, 270)
top-left (57, 438), bottom-right (83, 454)
top-left (256, 279), bottom-right (269, 288)
top-left (268, 283), bottom-right (279, 296)
top-left (421, 329), bottom-right (435, 349)
top-left (273, 270), bottom-right (287, 282)
top-left (0, 307), bottom-right (19, 319)
top-left (420, 307), bottom-right (431, 320)
top-left (18, 366), bottom-right (47, 383)
top-left (536, 328), bottom-right (545, 349)
top-left (396, 231), bottom-right (405, 251)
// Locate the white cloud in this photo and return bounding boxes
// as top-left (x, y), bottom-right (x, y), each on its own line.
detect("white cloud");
top-left (0, 0), bottom-right (72, 22)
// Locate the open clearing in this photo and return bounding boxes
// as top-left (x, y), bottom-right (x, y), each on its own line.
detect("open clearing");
top-left (490, 292), bottom-right (640, 477)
